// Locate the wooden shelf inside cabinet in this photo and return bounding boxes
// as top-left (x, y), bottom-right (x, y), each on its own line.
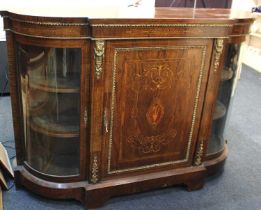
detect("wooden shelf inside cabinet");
top-left (29, 74), bottom-right (80, 93)
top-left (30, 114), bottom-right (79, 138)
top-left (251, 33), bottom-right (261, 38)
top-left (213, 101), bottom-right (226, 120)
top-left (27, 50), bottom-right (48, 66)
top-left (221, 68), bottom-right (233, 81)
top-left (32, 155), bottom-right (79, 176)
top-left (29, 91), bottom-right (49, 115)
top-left (22, 48), bottom-right (81, 93)
top-left (207, 135), bottom-right (224, 157)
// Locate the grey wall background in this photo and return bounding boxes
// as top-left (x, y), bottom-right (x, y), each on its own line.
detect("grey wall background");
top-left (0, 41), bottom-right (9, 95)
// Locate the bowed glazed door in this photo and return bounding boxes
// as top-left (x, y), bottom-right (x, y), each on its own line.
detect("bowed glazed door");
top-left (16, 36), bottom-right (89, 181)
top-left (100, 39), bottom-right (213, 178)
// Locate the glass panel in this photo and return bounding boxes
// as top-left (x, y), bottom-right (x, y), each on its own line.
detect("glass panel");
top-left (18, 44), bottom-right (81, 176)
top-left (207, 43), bottom-right (241, 155)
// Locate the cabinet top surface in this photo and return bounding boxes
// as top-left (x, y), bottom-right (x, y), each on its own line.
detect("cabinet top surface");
top-left (1, 8), bottom-right (253, 39)
top-left (1, 8), bottom-right (253, 21)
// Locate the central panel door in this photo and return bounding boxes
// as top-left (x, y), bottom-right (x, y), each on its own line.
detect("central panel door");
top-left (102, 39), bottom-right (212, 177)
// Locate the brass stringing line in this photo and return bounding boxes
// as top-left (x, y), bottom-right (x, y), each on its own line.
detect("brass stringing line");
top-left (186, 46), bottom-right (206, 160)
top-left (107, 50), bottom-right (118, 173)
top-left (91, 23), bottom-right (232, 28)
top-left (4, 16), bottom-right (89, 26)
top-left (108, 45), bottom-right (207, 174)
top-left (5, 29), bottom-right (89, 40)
top-left (4, 29), bottom-right (231, 40)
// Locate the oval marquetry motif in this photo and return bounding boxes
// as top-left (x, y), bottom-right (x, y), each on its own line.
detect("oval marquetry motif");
top-left (146, 97), bottom-right (164, 127)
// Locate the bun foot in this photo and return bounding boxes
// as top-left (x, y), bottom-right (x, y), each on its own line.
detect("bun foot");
top-left (185, 179), bottom-right (204, 191)
top-left (85, 190), bottom-right (110, 209)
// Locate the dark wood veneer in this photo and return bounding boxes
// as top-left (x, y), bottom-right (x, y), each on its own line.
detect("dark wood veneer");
top-left (0, 8), bottom-right (253, 209)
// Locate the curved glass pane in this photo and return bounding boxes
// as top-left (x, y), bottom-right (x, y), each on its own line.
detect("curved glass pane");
top-left (18, 44), bottom-right (81, 176)
top-left (207, 43), bottom-right (240, 155)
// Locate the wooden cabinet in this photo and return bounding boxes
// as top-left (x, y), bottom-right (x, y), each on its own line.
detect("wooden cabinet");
top-left (0, 8), bottom-right (253, 209)
top-left (100, 39), bottom-right (212, 178)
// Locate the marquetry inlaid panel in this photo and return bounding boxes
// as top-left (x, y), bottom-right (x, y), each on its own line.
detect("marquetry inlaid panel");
top-left (102, 40), bottom-right (212, 176)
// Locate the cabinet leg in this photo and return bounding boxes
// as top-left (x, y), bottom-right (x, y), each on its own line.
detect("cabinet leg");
top-left (14, 169), bottom-right (23, 190)
top-left (85, 190), bottom-right (110, 209)
top-left (185, 179), bottom-right (204, 191)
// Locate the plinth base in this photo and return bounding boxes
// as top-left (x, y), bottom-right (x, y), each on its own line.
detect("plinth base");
top-left (14, 146), bottom-right (228, 209)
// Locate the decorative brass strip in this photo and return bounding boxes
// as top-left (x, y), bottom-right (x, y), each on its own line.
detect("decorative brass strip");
top-left (194, 140), bottom-right (204, 166)
top-left (4, 16), bottom-right (89, 26)
top-left (213, 39), bottom-right (224, 72)
top-left (108, 45), bottom-right (207, 174)
top-left (94, 40), bottom-right (105, 79)
top-left (90, 155), bottom-right (99, 184)
top-left (92, 23), bottom-right (233, 28)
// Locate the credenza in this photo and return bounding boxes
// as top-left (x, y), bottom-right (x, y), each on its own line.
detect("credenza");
top-left (0, 8), bottom-right (253, 209)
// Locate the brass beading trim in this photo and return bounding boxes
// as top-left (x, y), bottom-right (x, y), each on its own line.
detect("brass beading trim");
top-left (91, 37), bottom-right (229, 40)
top-left (4, 16), bottom-right (89, 26)
top-left (92, 23), bottom-right (233, 28)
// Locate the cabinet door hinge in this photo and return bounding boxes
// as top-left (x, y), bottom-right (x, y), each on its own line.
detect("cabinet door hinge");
top-left (103, 109), bottom-right (109, 134)
top-left (84, 109), bottom-right (88, 127)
